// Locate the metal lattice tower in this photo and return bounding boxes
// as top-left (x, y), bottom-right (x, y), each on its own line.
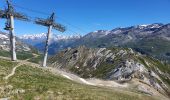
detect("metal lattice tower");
top-left (0, 0), bottom-right (29, 61)
top-left (35, 13), bottom-right (66, 67)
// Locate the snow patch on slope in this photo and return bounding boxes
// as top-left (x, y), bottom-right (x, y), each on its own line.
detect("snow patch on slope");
top-left (0, 34), bottom-right (8, 39)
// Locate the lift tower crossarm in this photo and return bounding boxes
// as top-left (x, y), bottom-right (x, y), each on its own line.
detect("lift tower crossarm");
top-left (35, 13), bottom-right (65, 32)
top-left (0, 0), bottom-right (29, 21)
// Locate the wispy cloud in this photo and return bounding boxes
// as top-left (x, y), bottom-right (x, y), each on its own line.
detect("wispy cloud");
top-left (93, 23), bottom-right (102, 26)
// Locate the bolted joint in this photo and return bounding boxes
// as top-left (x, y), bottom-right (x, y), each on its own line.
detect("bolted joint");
top-left (4, 27), bottom-right (13, 30)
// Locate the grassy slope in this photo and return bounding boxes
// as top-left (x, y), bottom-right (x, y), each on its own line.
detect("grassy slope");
top-left (28, 55), bottom-right (43, 64)
top-left (0, 50), bottom-right (43, 64)
top-left (0, 59), bottom-right (18, 81)
top-left (123, 38), bottom-right (170, 62)
top-left (0, 50), bottom-right (34, 60)
top-left (0, 59), bottom-right (156, 100)
top-left (137, 56), bottom-right (170, 87)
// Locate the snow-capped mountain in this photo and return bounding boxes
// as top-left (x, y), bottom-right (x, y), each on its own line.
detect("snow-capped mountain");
top-left (20, 33), bottom-right (47, 40)
top-left (19, 33), bottom-right (82, 55)
top-left (70, 23), bottom-right (170, 63)
top-left (82, 23), bottom-right (164, 40)
top-left (0, 31), bottom-right (32, 52)
top-left (83, 23), bottom-right (163, 39)
top-left (20, 33), bottom-right (82, 41)
top-left (18, 23), bottom-right (170, 63)
top-left (0, 33), bottom-right (8, 39)
top-left (19, 33), bottom-right (82, 46)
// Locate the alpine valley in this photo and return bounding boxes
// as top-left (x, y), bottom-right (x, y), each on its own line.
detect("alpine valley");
top-left (0, 23), bottom-right (170, 99)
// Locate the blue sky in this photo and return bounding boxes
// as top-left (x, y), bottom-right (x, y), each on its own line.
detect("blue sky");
top-left (0, 0), bottom-right (170, 36)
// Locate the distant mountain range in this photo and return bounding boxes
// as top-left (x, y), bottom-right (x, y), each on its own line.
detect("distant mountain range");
top-left (76, 23), bottom-right (170, 62)
top-left (20, 23), bottom-right (170, 62)
top-left (0, 31), bottom-right (32, 52)
top-left (19, 33), bottom-right (82, 46)
top-left (19, 33), bottom-right (82, 55)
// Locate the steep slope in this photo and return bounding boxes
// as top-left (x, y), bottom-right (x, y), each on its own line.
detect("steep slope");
top-left (0, 58), bottom-right (159, 100)
top-left (49, 46), bottom-right (170, 97)
top-left (123, 38), bottom-right (170, 63)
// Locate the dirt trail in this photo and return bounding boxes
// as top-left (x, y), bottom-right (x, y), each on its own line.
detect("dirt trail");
top-left (47, 67), bottom-right (95, 85)
top-left (2, 54), bottom-right (40, 80)
top-left (47, 67), bottom-right (128, 87)
top-left (3, 62), bottom-right (23, 80)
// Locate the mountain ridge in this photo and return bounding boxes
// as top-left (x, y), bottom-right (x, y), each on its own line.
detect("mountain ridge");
top-left (49, 46), bottom-right (170, 98)
top-left (69, 23), bottom-right (170, 63)
top-left (4, 23), bottom-right (170, 62)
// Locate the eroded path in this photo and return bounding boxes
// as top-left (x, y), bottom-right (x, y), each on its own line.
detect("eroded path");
top-left (2, 54), bottom-right (40, 80)
top-left (3, 62), bottom-right (23, 80)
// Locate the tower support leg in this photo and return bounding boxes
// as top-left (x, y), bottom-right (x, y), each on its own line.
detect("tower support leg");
top-left (42, 25), bottom-right (53, 67)
top-left (9, 15), bottom-right (17, 61)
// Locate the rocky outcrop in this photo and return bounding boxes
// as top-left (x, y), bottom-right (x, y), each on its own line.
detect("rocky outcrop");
top-left (49, 46), bottom-right (170, 96)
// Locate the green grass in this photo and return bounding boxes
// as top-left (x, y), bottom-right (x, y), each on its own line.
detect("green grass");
top-left (0, 59), bottom-right (18, 83)
top-left (8, 65), bottom-right (154, 100)
top-left (147, 58), bottom-right (170, 86)
top-left (146, 57), bottom-right (170, 73)
top-left (16, 51), bottom-right (34, 60)
top-left (123, 38), bottom-right (170, 63)
top-left (137, 56), bottom-right (170, 88)
top-left (0, 50), bottom-right (10, 57)
top-left (0, 50), bottom-right (34, 60)
top-left (0, 59), bottom-right (155, 100)
top-left (137, 57), bottom-right (150, 69)
top-left (28, 55), bottom-right (43, 64)
top-left (93, 62), bottom-right (116, 78)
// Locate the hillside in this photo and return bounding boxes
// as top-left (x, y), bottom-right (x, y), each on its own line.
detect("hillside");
top-left (0, 57), bottom-right (160, 100)
top-left (49, 46), bottom-right (170, 98)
